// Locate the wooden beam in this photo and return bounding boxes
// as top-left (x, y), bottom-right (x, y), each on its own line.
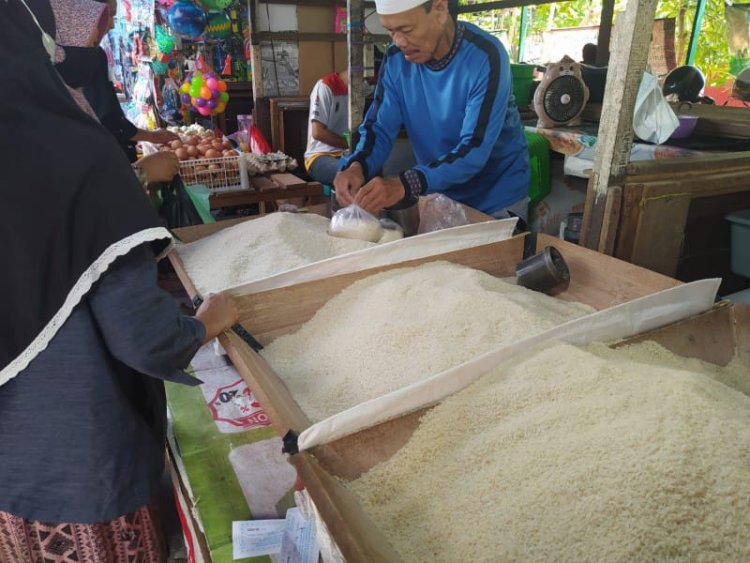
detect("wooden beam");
top-left (348, 0), bottom-right (366, 147)
top-left (456, 0), bottom-right (559, 13)
top-left (247, 0), bottom-right (264, 100)
top-left (596, 0), bottom-right (615, 66)
top-left (256, 31), bottom-right (390, 43)
top-left (580, 0), bottom-right (659, 250)
top-left (258, 0), bottom-right (375, 6)
top-left (598, 184), bottom-right (622, 255)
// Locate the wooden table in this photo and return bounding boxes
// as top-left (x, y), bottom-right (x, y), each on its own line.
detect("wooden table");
top-left (209, 174), bottom-right (326, 211)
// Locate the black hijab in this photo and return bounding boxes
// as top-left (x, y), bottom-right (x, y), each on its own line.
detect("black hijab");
top-left (0, 0), bottom-right (172, 384)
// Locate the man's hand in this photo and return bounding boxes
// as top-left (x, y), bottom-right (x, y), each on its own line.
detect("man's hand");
top-left (354, 177), bottom-right (406, 214)
top-left (135, 128), bottom-right (180, 145)
top-left (195, 293), bottom-right (240, 343)
top-left (135, 152), bottom-right (180, 184)
top-left (333, 162), bottom-right (365, 207)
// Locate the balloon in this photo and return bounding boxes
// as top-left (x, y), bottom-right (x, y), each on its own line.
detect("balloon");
top-left (217, 80), bottom-right (227, 92)
top-left (195, 97), bottom-right (207, 107)
top-left (212, 90), bottom-right (220, 100)
top-left (192, 75), bottom-right (204, 88)
top-left (205, 11), bottom-right (232, 40)
top-left (198, 0), bottom-right (232, 10)
top-left (215, 102), bottom-right (226, 113)
top-left (198, 106), bottom-right (212, 116)
top-left (219, 91), bottom-right (229, 103)
top-left (167, 1), bottom-right (206, 40)
top-left (206, 77), bottom-right (218, 90)
top-left (190, 87), bottom-right (201, 98)
top-left (200, 86), bottom-right (212, 99)
top-left (155, 25), bottom-right (176, 53)
top-left (181, 83), bottom-right (190, 93)
top-left (181, 93), bottom-right (191, 104)
top-left (206, 72), bottom-right (216, 80)
top-left (206, 98), bottom-right (218, 109)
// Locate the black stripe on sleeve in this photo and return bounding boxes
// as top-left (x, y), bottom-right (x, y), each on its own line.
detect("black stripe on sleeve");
top-left (427, 29), bottom-right (501, 169)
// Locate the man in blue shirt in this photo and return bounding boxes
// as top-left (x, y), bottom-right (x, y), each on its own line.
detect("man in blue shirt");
top-left (334, 0), bottom-right (530, 221)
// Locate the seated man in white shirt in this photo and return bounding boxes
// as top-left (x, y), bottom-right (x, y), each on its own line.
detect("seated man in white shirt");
top-left (304, 70), bottom-right (350, 185)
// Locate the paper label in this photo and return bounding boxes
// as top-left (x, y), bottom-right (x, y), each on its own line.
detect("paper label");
top-left (279, 508), bottom-right (319, 563)
top-left (232, 520), bottom-right (285, 559)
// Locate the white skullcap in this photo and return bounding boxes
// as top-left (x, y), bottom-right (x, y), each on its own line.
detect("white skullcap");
top-left (375, 0), bottom-right (427, 15)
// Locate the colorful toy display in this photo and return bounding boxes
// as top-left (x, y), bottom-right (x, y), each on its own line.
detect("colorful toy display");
top-left (155, 25), bottom-right (176, 53)
top-left (198, 0), bottom-right (233, 10)
top-left (205, 11), bottom-right (232, 40)
top-left (168, 1), bottom-right (206, 39)
top-left (180, 71), bottom-right (230, 116)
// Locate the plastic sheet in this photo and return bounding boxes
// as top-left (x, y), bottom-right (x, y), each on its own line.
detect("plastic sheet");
top-left (217, 218), bottom-right (518, 295)
top-left (296, 278), bottom-right (721, 451)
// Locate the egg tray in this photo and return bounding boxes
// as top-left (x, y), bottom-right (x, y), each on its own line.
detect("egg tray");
top-left (179, 155), bottom-right (243, 193)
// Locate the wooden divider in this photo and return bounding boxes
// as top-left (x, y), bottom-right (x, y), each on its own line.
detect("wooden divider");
top-left (170, 219), bottom-right (738, 563)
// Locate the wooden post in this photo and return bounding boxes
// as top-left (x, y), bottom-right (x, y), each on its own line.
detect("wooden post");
top-left (596, 0), bottom-right (615, 67)
top-left (248, 0), bottom-right (264, 100)
top-left (580, 0), bottom-right (659, 251)
top-left (347, 0), bottom-right (365, 149)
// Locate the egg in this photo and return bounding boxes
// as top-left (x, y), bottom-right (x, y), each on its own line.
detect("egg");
top-left (186, 146), bottom-right (198, 157)
top-left (175, 147), bottom-right (189, 160)
top-left (197, 144), bottom-right (210, 155)
top-left (185, 136), bottom-right (200, 146)
top-left (195, 165), bottom-right (208, 172)
top-left (205, 149), bottom-right (220, 158)
top-left (169, 140), bottom-right (183, 150)
top-left (208, 163), bottom-right (222, 170)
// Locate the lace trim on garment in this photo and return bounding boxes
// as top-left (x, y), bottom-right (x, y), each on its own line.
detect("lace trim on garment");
top-left (0, 227), bottom-right (174, 387)
top-left (427, 23), bottom-right (465, 71)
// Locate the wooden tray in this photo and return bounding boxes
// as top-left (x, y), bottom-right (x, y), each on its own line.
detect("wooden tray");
top-left (172, 223), bottom-right (724, 561)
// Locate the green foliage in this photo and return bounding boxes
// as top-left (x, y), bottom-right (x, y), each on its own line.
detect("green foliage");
top-left (458, 0), bottom-right (732, 86)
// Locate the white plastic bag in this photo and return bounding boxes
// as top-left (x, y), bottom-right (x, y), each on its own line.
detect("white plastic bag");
top-left (328, 205), bottom-right (383, 242)
top-left (633, 72), bottom-right (679, 144)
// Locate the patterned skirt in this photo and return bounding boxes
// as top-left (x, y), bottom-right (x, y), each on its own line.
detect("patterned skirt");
top-left (0, 500), bottom-right (167, 563)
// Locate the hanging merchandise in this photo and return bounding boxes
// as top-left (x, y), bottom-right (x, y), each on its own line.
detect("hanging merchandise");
top-left (205, 11), bottom-right (232, 40)
top-left (155, 25), bottom-right (176, 53)
top-left (168, 1), bottom-right (207, 39)
top-left (160, 77), bottom-right (182, 125)
top-left (180, 70), bottom-right (230, 116)
top-left (152, 60), bottom-right (169, 76)
top-left (198, 0), bottom-right (232, 10)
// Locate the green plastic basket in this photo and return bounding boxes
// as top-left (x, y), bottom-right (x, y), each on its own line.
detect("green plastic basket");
top-left (511, 63), bottom-right (536, 107)
top-left (525, 131), bottom-right (551, 206)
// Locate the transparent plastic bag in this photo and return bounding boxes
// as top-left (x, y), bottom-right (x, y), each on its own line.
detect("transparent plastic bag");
top-left (329, 205), bottom-right (384, 242)
top-left (418, 194), bottom-right (469, 234)
top-left (378, 218), bottom-right (404, 243)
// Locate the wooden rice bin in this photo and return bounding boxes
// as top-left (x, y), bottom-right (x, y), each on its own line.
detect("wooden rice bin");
top-left (166, 221), bottom-right (750, 561)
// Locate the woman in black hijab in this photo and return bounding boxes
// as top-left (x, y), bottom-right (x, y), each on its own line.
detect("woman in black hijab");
top-left (0, 1), bottom-right (238, 561)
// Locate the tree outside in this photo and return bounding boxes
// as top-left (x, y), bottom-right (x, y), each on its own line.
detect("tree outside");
top-left (457, 0), bottom-right (734, 87)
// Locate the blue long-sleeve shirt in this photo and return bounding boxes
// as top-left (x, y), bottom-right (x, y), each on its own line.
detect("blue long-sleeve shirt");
top-left (345, 22), bottom-right (530, 215)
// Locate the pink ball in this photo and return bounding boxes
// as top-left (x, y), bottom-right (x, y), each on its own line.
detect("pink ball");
top-left (206, 77), bottom-right (218, 90)
top-left (198, 106), bottom-right (212, 116)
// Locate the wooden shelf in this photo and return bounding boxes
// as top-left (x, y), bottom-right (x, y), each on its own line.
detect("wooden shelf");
top-left (256, 31), bottom-right (389, 43)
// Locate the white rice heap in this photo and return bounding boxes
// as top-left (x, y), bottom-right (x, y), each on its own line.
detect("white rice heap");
top-left (348, 341), bottom-right (750, 563)
top-left (177, 213), bottom-right (375, 294)
top-left (261, 262), bottom-right (593, 422)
